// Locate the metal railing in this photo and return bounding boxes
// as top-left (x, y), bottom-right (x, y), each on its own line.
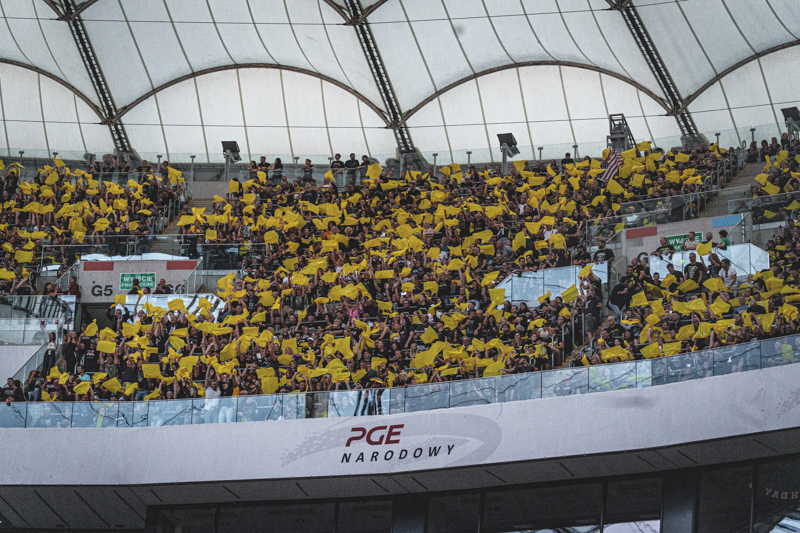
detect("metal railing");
top-left (0, 295), bottom-right (75, 322)
top-left (175, 258), bottom-right (204, 294)
top-left (4, 332), bottom-right (796, 428)
top-left (729, 190), bottom-right (800, 224)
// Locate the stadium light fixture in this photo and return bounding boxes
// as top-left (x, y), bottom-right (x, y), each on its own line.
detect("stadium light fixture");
top-left (497, 133), bottom-right (519, 175)
top-left (221, 141), bottom-right (241, 182)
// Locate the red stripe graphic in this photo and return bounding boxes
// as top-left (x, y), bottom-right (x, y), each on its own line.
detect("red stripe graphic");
top-left (83, 262), bottom-right (114, 271)
top-left (166, 261), bottom-right (198, 270)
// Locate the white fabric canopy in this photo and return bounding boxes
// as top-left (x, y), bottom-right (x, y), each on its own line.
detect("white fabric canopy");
top-left (0, 0), bottom-right (796, 161)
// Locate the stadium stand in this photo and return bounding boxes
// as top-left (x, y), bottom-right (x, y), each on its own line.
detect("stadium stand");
top-left (7, 139), bottom-right (800, 414)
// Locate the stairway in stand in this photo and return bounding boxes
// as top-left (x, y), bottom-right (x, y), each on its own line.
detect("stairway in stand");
top-left (701, 164), bottom-right (762, 218)
top-left (149, 198), bottom-right (213, 255)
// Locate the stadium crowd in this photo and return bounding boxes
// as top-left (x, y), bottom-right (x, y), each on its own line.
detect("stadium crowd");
top-left (5, 140), bottom-right (799, 413)
top-left (735, 142), bottom-right (800, 224)
top-left (0, 155), bottom-right (187, 294)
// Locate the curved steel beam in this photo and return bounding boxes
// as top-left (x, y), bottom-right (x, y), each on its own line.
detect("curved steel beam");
top-left (678, 40), bottom-right (800, 114)
top-left (111, 63), bottom-right (390, 126)
top-left (322, 0), bottom-right (351, 23)
top-left (0, 58), bottom-right (106, 121)
top-left (401, 61), bottom-right (672, 124)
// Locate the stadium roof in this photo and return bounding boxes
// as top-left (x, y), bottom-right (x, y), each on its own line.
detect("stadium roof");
top-left (0, 0), bottom-right (798, 163)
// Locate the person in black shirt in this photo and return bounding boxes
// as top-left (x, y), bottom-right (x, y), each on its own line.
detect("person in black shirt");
top-left (135, 159), bottom-right (152, 173)
top-left (602, 315), bottom-right (625, 339)
top-left (683, 253), bottom-right (705, 283)
top-left (572, 244), bottom-right (591, 266)
top-left (652, 236), bottom-right (675, 259)
top-left (663, 263), bottom-right (684, 289)
top-left (560, 152), bottom-right (573, 169)
top-left (330, 153), bottom-right (345, 177)
top-left (344, 153), bottom-right (359, 181)
top-left (592, 240), bottom-right (615, 263)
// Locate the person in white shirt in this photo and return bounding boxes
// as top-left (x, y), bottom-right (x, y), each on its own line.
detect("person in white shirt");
top-left (203, 369), bottom-right (222, 424)
top-left (719, 258), bottom-right (737, 290)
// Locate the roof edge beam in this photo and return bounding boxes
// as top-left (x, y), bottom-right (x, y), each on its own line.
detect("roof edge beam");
top-left (679, 40), bottom-right (800, 114)
top-left (400, 61), bottom-right (672, 125)
top-left (110, 64), bottom-right (391, 127)
top-left (0, 58), bottom-right (105, 121)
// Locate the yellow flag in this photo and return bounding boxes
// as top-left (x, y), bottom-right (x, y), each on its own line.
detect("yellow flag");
top-left (696, 240), bottom-right (713, 256)
top-left (420, 327), bottom-right (438, 344)
top-left (14, 250), bottom-right (33, 263)
top-left (142, 363), bottom-right (162, 379)
top-left (73, 381), bottom-right (91, 395)
top-left (631, 291), bottom-right (648, 307)
top-left (97, 340), bottom-right (116, 353)
top-left (561, 284), bottom-right (578, 303)
top-left (102, 378), bottom-right (123, 394)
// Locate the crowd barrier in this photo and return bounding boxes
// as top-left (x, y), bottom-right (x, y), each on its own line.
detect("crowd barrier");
top-left (2, 332), bottom-right (796, 429)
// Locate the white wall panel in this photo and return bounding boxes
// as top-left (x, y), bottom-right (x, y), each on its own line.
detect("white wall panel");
top-left (637, 3), bottom-right (716, 97)
top-left (527, 13), bottom-right (589, 64)
top-left (128, 20), bottom-right (191, 89)
top-left (725, 0), bottom-right (795, 53)
top-left (477, 69), bottom-right (526, 125)
top-left (284, 73), bottom-right (326, 128)
top-left (196, 72), bottom-right (244, 127)
top-left (562, 68), bottom-right (606, 121)
top-left (238, 69), bottom-right (287, 128)
top-left (491, 16), bottom-right (551, 63)
top-left (288, 127), bottom-right (330, 160)
top-left (83, 19), bottom-right (152, 108)
top-left (162, 125), bottom-right (206, 162)
top-left (369, 20), bottom-right (435, 110)
top-left (761, 47), bottom-right (800, 104)
top-left (154, 79), bottom-right (202, 127)
top-left (126, 125), bottom-right (168, 160)
top-left (680, 0), bottom-right (752, 73)
top-left (519, 66), bottom-right (570, 122)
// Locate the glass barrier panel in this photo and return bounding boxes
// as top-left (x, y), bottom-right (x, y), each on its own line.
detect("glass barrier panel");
top-left (635, 360), bottom-right (653, 388)
top-left (588, 362), bottom-right (637, 393)
top-left (650, 358), bottom-right (670, 386)
top-left (237, 395), bottom-right (283, 422)
top-left (542, 368), bottom-right (588, 398)
top-left (449, 378), bottom-right (496, 407)
top-left (281, 393), bottom-right (306, 420)
top-left (713, 342), bottom-right (761, 376)
top-left (495, 372), bottom-right (542, 402)
top-left (404, 383), bottom-right (450, 412)
top-left (117, 402), bottom-right (135, 427)
top-left (71, 402), bottom-right (119, 428)
top-left (190, 397), bottom-right (237, 424)
top-left (328, 390), bottom-right (367, 418)
top-left (0, 402), bottom-right (27, 428)
top-left (132, 401), bottom-right (150, 427)
top-left (761, 335), bottom-right (800, 368)
top-left (24, 402), bottom-right (72, 428)
top-left (387, 388), bottom-right (406, 415)
top-left (147, 399), bottom-right (193, 426)
top-left (666, 351), bottom-right (714, 383)
top-left (307, 391), bottom-right (330, 418)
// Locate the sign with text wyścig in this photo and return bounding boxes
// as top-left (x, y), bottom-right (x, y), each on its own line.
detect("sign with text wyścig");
top-left (119, 272), bottom-right (156, 290)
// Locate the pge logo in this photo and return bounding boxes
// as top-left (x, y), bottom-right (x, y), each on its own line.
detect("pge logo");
top-left (346, 424), bottom-right (403, 447)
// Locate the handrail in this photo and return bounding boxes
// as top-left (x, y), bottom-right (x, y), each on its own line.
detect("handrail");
top-left (3, 331), bottom-right (797, 428)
